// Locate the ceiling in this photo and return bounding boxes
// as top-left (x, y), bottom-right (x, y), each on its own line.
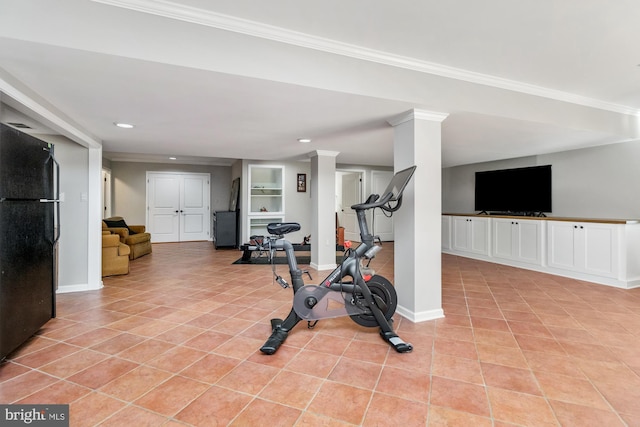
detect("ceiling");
top-left (0, 0), bottom-right (639, 168)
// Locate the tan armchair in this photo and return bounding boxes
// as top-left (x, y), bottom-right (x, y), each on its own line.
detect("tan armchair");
top-left (102, 231), bottom-right (130, 276)
top-left (102, 216), bottom-right (152, 260)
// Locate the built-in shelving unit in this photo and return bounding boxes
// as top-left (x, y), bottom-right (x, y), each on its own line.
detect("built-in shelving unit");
top-left (247, 165), bottom-right (284, 237)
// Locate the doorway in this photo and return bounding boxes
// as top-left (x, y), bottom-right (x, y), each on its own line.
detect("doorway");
top-left (337, 171), bottom-right (363, 242)
top-left (336, 170), bottom-right (396, 243)
top-left (101, 168), bottom-right (112, 219)
top-left (147, 172), bottom-right (210, 242)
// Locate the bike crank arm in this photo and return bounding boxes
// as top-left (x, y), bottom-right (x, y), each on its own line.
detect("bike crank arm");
top-left (293, 285), bottom-right (366, 320)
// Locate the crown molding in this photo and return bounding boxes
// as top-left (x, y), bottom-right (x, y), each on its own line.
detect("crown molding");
top-left (93, 0), bottom-right (639, 116)
top-left (103, 152), bottom-right (235, 166)
top-left (388, 109), bottom-right (449, 127)
top-left (308, 150), bottom-right (340, 158)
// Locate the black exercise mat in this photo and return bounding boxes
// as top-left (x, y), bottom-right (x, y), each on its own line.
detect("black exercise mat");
top-left (233, 255), bottom-right (344, 265)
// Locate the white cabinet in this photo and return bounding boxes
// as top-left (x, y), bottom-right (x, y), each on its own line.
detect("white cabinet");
top-left (492, 218), bottom-right (543, 265)
top-left (248, 165), bottom-right (284, 237)
top-left (452, 216), bottom-right (490, 255)
top-left (442, 215), bottom-right (451, 250)
top-left (547, 221), bottom-right (618, 278)
top-left (443, 214), bottom-right (640, 289)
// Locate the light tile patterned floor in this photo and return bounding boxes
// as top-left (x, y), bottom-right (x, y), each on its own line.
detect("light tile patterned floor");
top-left (2, 241), bottom-right (640, 426)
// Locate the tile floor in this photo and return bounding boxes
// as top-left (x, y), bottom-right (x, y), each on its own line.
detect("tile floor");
top-left (2, 241), bottom-right (640, 426)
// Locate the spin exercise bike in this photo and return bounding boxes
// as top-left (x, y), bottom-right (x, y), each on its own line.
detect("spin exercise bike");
top-left (260, 166), bottom-right (416, 355)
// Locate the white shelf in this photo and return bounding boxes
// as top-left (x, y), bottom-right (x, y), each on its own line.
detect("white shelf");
top-left (247, 165), bottom-right (285, 237)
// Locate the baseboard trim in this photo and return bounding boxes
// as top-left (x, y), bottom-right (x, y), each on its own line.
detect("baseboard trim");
top-left (396, 305), bottom-right (445, 323)
top-left (310, 262), bottom-right (337, 271)
top-left (57, 282), bottom-right (103, 294)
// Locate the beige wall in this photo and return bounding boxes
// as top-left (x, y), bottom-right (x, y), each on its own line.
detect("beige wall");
top-left (109, 161), bottom-right (232, 227)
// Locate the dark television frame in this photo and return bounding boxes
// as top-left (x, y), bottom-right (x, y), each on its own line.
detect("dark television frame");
top-left (474, 165), bottom-right (552, 216)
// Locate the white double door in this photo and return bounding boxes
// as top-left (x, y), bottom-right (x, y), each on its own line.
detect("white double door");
top-left (147, 172), bottom-right (210, 242)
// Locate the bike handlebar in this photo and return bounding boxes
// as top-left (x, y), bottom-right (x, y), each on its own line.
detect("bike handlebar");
top-left (350, 191), bottom-right (402, 212)
top-left (349, 165), bottom-right (415, 213)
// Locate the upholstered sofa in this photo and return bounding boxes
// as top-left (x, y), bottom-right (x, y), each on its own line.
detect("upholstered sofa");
top-left (102, 231), bottom-right (130, 276)
top-left (102, 216), bottom-right (152, 260)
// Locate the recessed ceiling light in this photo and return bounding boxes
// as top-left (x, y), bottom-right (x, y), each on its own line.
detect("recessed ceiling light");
top-left (114, 122), bottom-right (134, 129)
top-left (298, 138), bottom-right (312, 143)
top-left (169, 157), bottom-right (177, 160)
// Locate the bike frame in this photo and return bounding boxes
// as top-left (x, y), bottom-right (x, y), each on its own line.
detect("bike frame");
top-left (268, 209), bottom-right (372, 296)
top-left (259, 165), bottom-right (416, 355)
top-left (260, 204), bottom-right (409, 354)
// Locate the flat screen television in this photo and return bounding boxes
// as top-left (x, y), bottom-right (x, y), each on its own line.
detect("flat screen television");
top-left (474, 165), bottom-right (552, 215)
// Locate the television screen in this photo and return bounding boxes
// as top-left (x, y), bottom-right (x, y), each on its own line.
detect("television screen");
top-left (474, 165), bottom-right (552, 214)
top-left (382, 166), bottom-right (416, 201)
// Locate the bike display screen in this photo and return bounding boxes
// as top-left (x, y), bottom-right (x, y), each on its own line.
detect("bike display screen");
top-left (382, 166), bottom-right (416, 201)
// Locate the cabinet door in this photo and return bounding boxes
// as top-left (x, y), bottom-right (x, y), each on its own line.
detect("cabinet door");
top-left (452, 217), bottom-right (471, 251)
top-left (452, 217), bottom-right (489, 255)
top-left (470, 218), bottom-right (490, 255)
top-left (548, 221), bottom-right (618, 278)
top-left (547, 221), bottom-right (579, 270)
top-left (493, 219), bottom-right (542, 264)
top-left (516, 220), bottom-right (542, 265)
top-left (581, 223), bottom-right (618, 278)
top-left (493, 219), bottom-right (515, 259)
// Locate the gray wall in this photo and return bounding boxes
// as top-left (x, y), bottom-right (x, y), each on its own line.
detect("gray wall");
top-left (109, 161), bottom-right (232, 228)
top-left (39, 134), bottom-right (90, 289)
top-left (443, 140), bottom-right (640, 219)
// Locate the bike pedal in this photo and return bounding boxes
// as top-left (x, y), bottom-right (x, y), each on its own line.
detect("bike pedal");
top-left (270, 318), bottom-right (283, 330)
top-left (380, 331), bottom-right (413, 353)
top-left (275, 276), bottom-right (289, 288)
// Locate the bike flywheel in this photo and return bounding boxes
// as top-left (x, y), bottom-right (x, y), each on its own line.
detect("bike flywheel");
top-left (349, 275), bottom-right (397, 327)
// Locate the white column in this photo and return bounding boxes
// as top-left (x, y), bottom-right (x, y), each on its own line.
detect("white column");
top-left (309, 150), bottom-right (339, 270)
top-left (87, 146), bottom-right (104, 291)
top-left (389, 109), bottom-right (448, 322)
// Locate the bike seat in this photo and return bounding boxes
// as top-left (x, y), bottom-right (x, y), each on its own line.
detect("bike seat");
top-left (267, 222), bottom-right (300, 235)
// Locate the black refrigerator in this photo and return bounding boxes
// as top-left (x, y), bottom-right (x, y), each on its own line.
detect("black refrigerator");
top-left (0, 122), bottom-right (60, 360)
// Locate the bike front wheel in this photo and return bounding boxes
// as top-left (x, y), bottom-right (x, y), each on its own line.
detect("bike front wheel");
top-left (349, 275), bottom-right (397, 327)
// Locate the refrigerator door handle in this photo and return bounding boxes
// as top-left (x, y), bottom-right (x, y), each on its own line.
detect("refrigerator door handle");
top-left (52, 154), bottom-right (61, 244)
top-left (41, 149), bottom-right (61, 244)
